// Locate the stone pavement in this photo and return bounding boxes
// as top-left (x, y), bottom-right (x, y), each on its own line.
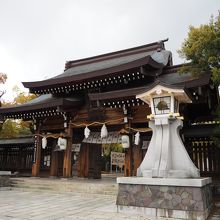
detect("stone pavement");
top-left (0, 189), bottom-right (219, 220)
top-left (0, 190), bottom-right (150, 220)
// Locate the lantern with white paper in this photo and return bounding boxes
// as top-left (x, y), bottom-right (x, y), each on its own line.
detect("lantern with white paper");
top-left (101, 124), bottom-right (108, 138)
top-left (84, 126), bottom-right (90, 139)
top-left (57, 137), bottom-right (67, 150)
top-left (121, 135), bottom-right (130, 148)
top-left (42, 137), bottom-right (47, 149)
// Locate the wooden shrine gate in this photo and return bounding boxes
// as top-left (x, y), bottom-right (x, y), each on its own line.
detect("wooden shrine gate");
top-left (185, 137), bottom-right (220, 178)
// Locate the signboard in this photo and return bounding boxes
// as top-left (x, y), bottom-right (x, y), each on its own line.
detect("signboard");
top-left (33, 137), bottom-right (37, 163)
top-left (111, 151), bottom-right (125, 168)
top-left (82, 132), bottom-right (122, 144)
top-left (72, 144), bottom-right (81, 152)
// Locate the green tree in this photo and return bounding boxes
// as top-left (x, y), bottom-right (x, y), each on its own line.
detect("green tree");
top-left (178, 12), bottom-right (220, 84)
top-left (0, 73), bottom-right (7, 103)
top-left (178, 12), bottom-right (220, 146)
top-left (0, 119), bottom-right (19, 138)
top-left (0, 86), bottom-right (37, 138)
top-left (11, 85), bottom-right (37, 105)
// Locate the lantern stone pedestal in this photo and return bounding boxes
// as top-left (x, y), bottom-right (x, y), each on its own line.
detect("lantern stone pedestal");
top-left (116, 177), bottom-right (213, 220)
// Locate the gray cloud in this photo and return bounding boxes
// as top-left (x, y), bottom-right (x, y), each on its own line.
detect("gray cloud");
top-left (0, 0), bottom-right (219, 100)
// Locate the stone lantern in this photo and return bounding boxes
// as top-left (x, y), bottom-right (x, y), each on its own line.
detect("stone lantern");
top-left (136, 83), bottom-right (200, 178)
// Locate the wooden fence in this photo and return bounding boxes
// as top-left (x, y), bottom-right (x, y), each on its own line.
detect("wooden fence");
top-left (0, 145), bottom-right (34, 173)
top-left (185, 137), bottom-right (220, 177)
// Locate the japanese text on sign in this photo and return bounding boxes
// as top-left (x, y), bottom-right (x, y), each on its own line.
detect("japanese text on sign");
top-left (111, 151), bottom-right (125, 168)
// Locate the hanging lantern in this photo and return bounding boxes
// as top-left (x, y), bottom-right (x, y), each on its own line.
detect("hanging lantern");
top-left (42, 137), bottom-right (47, 149)
top-left (134, 132), bottom-right (140, 145)
top-left (101, 124), bottom-right (108, 138)
top-left (121, 135), bottom-right (130, 148)
top-left (124, 117), bottom-right (128, 123)
top-left (57, 137), bottom-right (67, 150)
top-left (84, 126), bottom-right (90, 139)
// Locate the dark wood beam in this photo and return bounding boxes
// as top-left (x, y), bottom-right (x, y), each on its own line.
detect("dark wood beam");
top-left (63, 125), bottom-right (73, 178)
top-left (32, 128), bottom-right (41, 177)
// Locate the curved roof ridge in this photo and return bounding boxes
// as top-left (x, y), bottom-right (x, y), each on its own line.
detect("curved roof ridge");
top-left (64, 40), bottom-right (166, 70)
top-left (22, 41), bottom-right (171, 91)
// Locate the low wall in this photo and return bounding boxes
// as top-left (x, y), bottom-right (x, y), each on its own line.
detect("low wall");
top-left (0, 176), bottom-right (10, 187)
top-left (0, 171), bottom-right (11, 187)
top-left (116, 177), bottom-right (213, 220)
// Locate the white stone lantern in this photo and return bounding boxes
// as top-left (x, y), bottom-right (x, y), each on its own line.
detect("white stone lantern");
top-left (136, 83), bottom-right (200, 178)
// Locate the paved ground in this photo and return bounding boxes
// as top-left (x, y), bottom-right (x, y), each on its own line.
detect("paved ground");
top-left (0, 190), bottom-right (150, 220)
top-left (0, 189), bottom-right (219, 220)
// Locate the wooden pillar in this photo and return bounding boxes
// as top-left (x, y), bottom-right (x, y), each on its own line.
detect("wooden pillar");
top-left (50, 151), bottom-right (58, 176)
top-left (78, 143), bottom-right (89, 178)
top-left (124, 139), bottom-right (133, 176)
top-left (3, 147), bottom-right (8, 170)
top-left (63, 126), bottom-right (73, 178)
top-left (133, 144), bottom-right (143, 176)
top-left (88, 144), bottom-right (102, 179)
top-left (32, 130), bottom-right (41, 177)
top-left (17, 147), bottom-right (22, 172)
top-left (124, 112), bottom-right (133, 177)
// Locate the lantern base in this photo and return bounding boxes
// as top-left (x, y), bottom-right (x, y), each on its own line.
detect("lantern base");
top-left (116, 177), bottom-right (213, 220)
top-left (143, 169), bottom-right (191, 178)
top-left (137, 119), bottom-right (200, 178)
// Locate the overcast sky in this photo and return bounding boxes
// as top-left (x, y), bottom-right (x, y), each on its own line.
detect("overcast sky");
top-left (0, 0), bottom-right (219, 101)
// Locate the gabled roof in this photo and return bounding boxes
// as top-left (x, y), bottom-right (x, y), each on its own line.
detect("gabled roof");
top-left (0, 94), bottom-right (83, 119)
top-left (88, 66), bottom-right (210, 102)
top-left (161, 65), bottom-right (211, 88)
top-left (65, 40), bottom-right (167, 70)
top-left (0, 137), bottom-right (34, 145)
top-left (22, 40), bottom-right (172, 92)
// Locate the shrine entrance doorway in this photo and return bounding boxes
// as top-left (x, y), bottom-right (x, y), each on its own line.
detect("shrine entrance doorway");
top-left (78, 143), bottom-right (102, 179)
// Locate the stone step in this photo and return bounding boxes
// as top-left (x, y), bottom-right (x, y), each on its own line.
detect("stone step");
top-left (11, 180), bottom-right (117, 189)
top-left (10, 177), bottom-right (118, 196)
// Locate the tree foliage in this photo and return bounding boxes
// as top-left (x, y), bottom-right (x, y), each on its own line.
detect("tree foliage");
top-left (0, 73), bottom-right (7, 84)
top-left (0, 86), bottom-right (37, 138)
top-left (178, 12), bottom-right (220, 84)
top-left (0, 120), bottom-right (19, 138)
top-left (0, 73), bottom-right (7, 99)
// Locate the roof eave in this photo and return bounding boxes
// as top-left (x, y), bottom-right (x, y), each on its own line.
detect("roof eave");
top-left (22, 56), bottom-right (163, 91)
top-left (0, 97), bottom-right (83, 115)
